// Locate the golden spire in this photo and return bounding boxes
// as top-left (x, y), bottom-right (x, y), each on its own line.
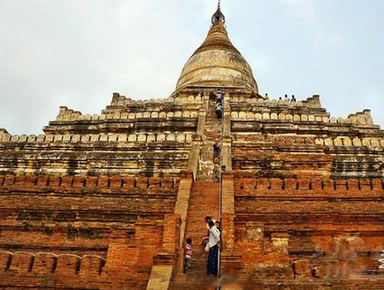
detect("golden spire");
top-left (211, 0), bottom-right (225, 25)
top-left (174, 0), bottom-right (259, 93)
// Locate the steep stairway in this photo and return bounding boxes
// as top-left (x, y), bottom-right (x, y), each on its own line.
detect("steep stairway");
top-left (169, 181), bottom-right (220, 290)
top-left (197, 100), bottom-right (222, 182)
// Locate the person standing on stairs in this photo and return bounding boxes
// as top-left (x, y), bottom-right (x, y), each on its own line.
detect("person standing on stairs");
top-left (202, 216), bottom-right (217, 249)
top-left (207, 220), bottom-right (220, 276)
top-left (216, 91), bottom-right (223, 103)
top-left (214, 91), bottom-right (224, 119)
top-left (215, 103), bottom-right (223, 119)
top-left (183, 238), bottom-right (193, 273)
top-left (213, 142), bottom-right (221, 161)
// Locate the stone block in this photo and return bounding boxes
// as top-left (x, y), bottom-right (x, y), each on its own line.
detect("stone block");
top-left (324, 138), bottom-right (333, 146)
top-left (108, 134), bottom-right (118, 142)
top-left (80, 255), bottom-right (105, 276)
top-left (71, 134), bottom-right (80, 142)
top-left (54, 135), bottom-right (63, 142)
top-left (89, 135), bottom-right (98, 142)
top-left (315, 138), bottom-right (324, 145)
top-left (9, 252), bottom-right (34, 273)
top-left (37, 134), bottom-right (46, 142)
top-left (100, 134), bottom-right (108, 142)
top-left (11, 135), bottom-right (19, 142)
top-left (262, 113), bottom-right (270, 120)
top-left (167, 133), bottom-right (176, 141)
top-left (293, 259), bottom-right (311, 277)
top-left (353, 137), bottom-right (362, 146)
top-left (80, 135), bottom-right (90, 142)
top-left (56, 254), bottom-right (81, 275)
top-left (157, 134), bottom-right (166, 141)
top-left (362, 139), bottom-right (371, 146)
top-left (343, 137), bottom-right (352, 146)
top-left (0, 251), bottom-right (12, 271)
top-left (334, 137), bottom-right (343, 146)
top-left (138, 134), bottom-right (147, 142)
top-left (45, 134), bottom-right (54, 142)
top-left (34, 252), bottom-right (57, 274)
top-left (63, 135), bottom-right (72, 142)
top-left (371, 139), bottom-right (380, 147)
top-left (128, 113), bottom-right (136, 119)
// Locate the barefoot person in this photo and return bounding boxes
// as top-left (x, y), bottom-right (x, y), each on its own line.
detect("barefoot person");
top-left (202, 216), bottom-right (216, 250)
top-left (183, 238), bottom-right (193, 273)
top-left (206, 220), bottom-right (220, 276)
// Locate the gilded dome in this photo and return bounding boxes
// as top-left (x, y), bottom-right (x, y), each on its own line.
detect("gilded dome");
top-left (175, 7), bottom-right (258, 93)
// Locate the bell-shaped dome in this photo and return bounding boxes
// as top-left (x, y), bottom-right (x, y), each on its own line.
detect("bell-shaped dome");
top-left (175, 6), bottom-right (258, 92)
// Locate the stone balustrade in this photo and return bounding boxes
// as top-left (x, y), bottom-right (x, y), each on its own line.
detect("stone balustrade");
top-left (233, 134), bottom-right (384, 149)
top-left (235, 177), bottom-right (384, 195)
top-left (0, 251), bottom-right (105, 275)
top-left (0, 132), bottom-right (194, 144)
top-left (56, 107), bottom-right (199, 122)
top-left (230, 94), bottom-right (322, 108)
top-left (231, 110), bottom-right (375, 126)
top-left (110, 93), bottom-right (203, 106)
top-left (0, 174), bottom-right (180, 194)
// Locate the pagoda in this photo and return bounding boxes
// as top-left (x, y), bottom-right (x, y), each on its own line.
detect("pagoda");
top-left (0, 2), bottom-right (383, 290)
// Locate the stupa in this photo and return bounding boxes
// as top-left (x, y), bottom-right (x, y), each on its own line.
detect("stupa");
top-left (0, 2), bottom-right (383, 290)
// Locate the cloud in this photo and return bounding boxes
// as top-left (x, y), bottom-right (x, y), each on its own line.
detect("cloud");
top-left (0, 0), bottom-right (200, 134)
top-left (315, 33), bottom-right (340, 48)
top-left (282, 0), bottom-right (315, 22)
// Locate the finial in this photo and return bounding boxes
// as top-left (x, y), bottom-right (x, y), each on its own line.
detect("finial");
top-left (212, 0), bottom-right (225, 25)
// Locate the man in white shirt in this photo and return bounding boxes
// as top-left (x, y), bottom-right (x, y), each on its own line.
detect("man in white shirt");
top-left (206, 220), bottom-right (220, 276)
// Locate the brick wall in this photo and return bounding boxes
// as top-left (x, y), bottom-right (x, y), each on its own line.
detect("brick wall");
top-left (233, 176), bottom-right (384, 282)
top-left (0, 173), bottom-right (181, 290)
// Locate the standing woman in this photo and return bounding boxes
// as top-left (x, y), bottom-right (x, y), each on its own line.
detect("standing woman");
top-left (206, 220), bottom-right (220, 276)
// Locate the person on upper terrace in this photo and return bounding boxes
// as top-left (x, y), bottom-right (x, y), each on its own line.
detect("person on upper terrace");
top-left (291, 95), bottom-right (296, 102)
top-left (264, 93), bottom-right (269, 100)
top-left (284, 94), bottom-right (289, 102)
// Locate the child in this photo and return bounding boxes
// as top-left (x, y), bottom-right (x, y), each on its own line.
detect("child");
top-left (183, 238), bottom-right (192, 273)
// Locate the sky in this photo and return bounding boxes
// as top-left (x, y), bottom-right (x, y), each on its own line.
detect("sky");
top-left (0, 0), bottom-right (383, 135)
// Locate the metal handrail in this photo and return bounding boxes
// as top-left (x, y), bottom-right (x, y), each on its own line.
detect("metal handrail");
top-left (218, 94), bottom-right (224, 279)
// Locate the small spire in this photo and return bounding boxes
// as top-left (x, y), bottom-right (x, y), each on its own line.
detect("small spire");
top-left (212, 0), bottom-right (225, 25)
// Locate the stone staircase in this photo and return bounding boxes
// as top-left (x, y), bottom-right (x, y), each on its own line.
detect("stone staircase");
top-left (197, 100), bottom-right (222, 182)
top-left (169, 181), bottom-right (220, 290)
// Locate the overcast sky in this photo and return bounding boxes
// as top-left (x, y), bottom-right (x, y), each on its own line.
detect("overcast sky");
top-left (0, 0), bottom-right (383, 135)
